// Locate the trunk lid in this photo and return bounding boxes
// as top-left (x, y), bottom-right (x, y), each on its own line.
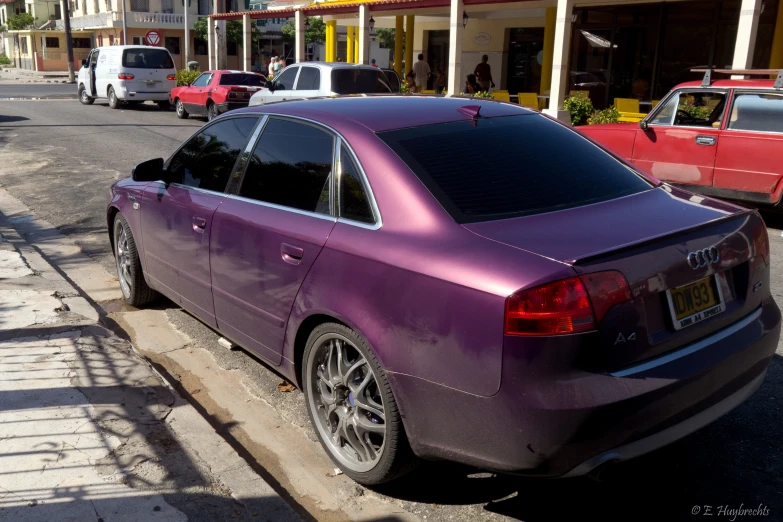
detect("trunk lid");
top-left (465, 186), bottom-right (770, 371)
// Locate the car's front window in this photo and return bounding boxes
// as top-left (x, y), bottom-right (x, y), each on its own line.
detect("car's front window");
top-left (166, 117), bottom-right (259, 192)
top-left (274, 68), bottom-right (298, 91)
top-left (191, 73), bottom-right (212, 87)
top-left (649, 90), bottom-right (726, 127)
top-left (379, 115), bottom-right (652, 223)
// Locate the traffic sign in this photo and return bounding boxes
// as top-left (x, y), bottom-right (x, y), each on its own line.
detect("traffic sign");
top-left (145, 30), bottom-right (162, 46)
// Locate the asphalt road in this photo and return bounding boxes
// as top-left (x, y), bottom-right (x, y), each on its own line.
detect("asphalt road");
top-left (0, 80), bottom-right (78, 99)
top-left (0, 97), bottom-right (782, 521)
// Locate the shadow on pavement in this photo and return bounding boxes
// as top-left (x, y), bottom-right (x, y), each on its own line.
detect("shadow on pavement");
top-left (0, 115), bottom-right (29, 123)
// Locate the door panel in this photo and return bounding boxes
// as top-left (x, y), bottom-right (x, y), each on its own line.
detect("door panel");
top-left (633, 127), bottom-right (720, 186)
top-left (210, 201), bottom-right (335, 363)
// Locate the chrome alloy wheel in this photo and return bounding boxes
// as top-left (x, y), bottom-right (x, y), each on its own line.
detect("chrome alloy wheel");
top-left (306, 334), bottom-right (386, 472)
top-left (114, 221), bottom-right (132, 298)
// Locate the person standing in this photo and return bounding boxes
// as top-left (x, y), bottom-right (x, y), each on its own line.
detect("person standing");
top-left (371, 58), bottom-right (377, 68)
top-left (273, 56), bottom-right (282, 77)
top-left (412, 53), bottom-right (430, 93)
top-left (465, 74), bottom-right (480, 95)
top-left (474, 55), bottom-right (495, 92)
top-left (268, 56), bottom-right (276, 79)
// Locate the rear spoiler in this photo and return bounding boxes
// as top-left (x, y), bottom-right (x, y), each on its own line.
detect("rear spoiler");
top-left (570, 207), bottom-right (756, 265)
top-left (692, 68), bottom-right (783, 89)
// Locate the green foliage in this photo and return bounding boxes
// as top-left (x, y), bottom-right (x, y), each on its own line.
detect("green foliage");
top-left (7, 12), bottom-right (36, 30)
top-left (375, 28), bottom-right (395, 49)
top-left (563, 95), bottom-right (594, 126)
top-left (0, 53), bottom-right (11, 66)
top-left (589, 105), bottom-right (620, 125)
top-left (400, 82), bottom-right (411, 94)
top-left (176, 68), bottom-right (200, 86)
top-left (473, 91), bottom-right (493, 99)
top-left (193, 17), bottom-right (260, 48)
top-left (281, 17), bottom-right (325, 46)
top-left (680, 104), bottom-right (712, 120)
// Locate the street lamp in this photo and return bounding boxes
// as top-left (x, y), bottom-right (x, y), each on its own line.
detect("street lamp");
top-left (462, 10), bottom-right (468, 29)
top-left (369, 16), bottom-right (375, 38)
top-left (304, 18), bottom-right (310, 31)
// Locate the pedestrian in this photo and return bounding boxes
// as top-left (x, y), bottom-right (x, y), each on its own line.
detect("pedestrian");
top-left (268, 56), bottom-right (275, 79)
top-left (465, 73), bottom-right (480, 95)
top-left (273, 56), bottom-right (282, 76)
top-left (413, 53), bottom-right (430, 92)
top-left (435, 69), bottom-right (445, 94)
top-left (405, 70), bottom-right (416, 92)
top-left (474, 55), bottom-right (495, 92)
top-left (371, 58), bottom-right (377, 68)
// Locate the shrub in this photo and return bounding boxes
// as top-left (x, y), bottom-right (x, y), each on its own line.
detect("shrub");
top-left (0, 54), bottom-right (11, 66)
top-left (7, 12), bottom-right (36, 30)
top-left (176, 68), bottom-right (200, 87)
top-left (563, 95), bottom-right (594, 126)
top-left (589, 106), bottom-right (620, 125)
top-left (680, 104), bottom-right (712, 120)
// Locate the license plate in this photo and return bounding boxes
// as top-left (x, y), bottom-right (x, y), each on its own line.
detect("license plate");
top-left (666, 275), bottom-right (725, 330)
top-left (144, 80), bottom-right (158, 85)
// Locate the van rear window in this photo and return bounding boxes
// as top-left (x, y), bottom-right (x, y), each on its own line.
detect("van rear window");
top-left (122, 48), bottom-right (174, 69)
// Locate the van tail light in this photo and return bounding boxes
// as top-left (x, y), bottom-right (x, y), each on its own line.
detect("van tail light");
top-left (505, 271), bottom-right (630, 336)
top-left (167, 74), bottom-right (176, 81)
top-left (118, 73), bottom-right (134, 80)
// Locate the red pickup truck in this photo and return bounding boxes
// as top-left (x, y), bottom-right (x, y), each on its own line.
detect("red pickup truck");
top-left (580, 70), bottom-right (783, 206)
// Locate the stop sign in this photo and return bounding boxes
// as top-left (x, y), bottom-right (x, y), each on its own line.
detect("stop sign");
top-left (145, 30), bottom-right (162, 46)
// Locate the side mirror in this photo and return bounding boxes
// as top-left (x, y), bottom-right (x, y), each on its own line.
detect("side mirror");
top-left (184, 82), bottom-right (190, 87)
top-left (265, 80), bottom-right (275, 92)
top-left (132, 158), bottom-right (164, 182)
top-left (639, 120), bottom-right (649, 131)
top-left (81, 59), bottom-right (87, 68)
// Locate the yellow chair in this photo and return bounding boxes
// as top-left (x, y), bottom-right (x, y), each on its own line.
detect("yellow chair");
top-left (517, 93), bottom-right (539, 109)
top-left (570, 90), bottom-right (589, 98)
top-left (421, 89), bottom-right (436, 94)
top-left (492, 91), bottom-right (511, 102)
top-left (615, 98), bottom-right (646, 123)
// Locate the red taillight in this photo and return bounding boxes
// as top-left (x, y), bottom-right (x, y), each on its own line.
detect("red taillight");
top-left (118, 73), bottom-right (134, 80)
top-left (167, 74), bottom-right (176, 81)
top-left (505, 271), bottom-right (631, 336)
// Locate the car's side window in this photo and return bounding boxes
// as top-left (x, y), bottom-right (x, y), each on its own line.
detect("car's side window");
top-left (649, 90), bottom-right (726, 128)
top-left (239, 118), bottom-right (334, 215)
top-left (274, 67), bottom-right (298, 91)
top-left (166, 117), bottom-right (259, 192)
top-left (727, 93), bottom-right (783, 133)
top-left (295, 67), bottom-right (320, 90)
top-left (191, 73), bottom-right (212, 87)
top-left (339, 147), bottom-right (374, 224)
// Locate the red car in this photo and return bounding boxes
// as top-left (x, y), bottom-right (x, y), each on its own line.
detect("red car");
top-left (171, 69), bottom-right (266, 121)
top-left (580, 69), bottom-right (783, 207)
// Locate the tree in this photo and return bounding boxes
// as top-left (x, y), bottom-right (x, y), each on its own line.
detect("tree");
top-left (374, 28), bottom-right (396, 49)
top-left (193, 16), bottom-right (261, 49)
top-left (280, 17), bottom-right (325, 47)
top-left (7, 13), bottom-right (36, 30)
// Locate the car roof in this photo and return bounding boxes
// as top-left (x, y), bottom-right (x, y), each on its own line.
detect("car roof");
top-left (236, 96), bottom-right (534, 133)
top-left (675, 79), bottom-right (779, 89)
top-left (286, 62), bottom-right (380, 71)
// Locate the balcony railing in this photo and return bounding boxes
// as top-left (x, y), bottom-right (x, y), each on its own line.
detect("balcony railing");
top-left (132, 11), bottom-right (185, 24)
top-left (54, 12), bottom-right (120, 30)
top-left (54, 11), bottom-right (203, 30)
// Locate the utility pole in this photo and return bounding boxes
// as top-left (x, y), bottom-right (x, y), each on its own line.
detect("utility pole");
top-left (121, 0), bottom-right (128, 45)
top-left (183, 0), bottom-right (189, 66)
top-left (60, 0), bottom-right (75, 83)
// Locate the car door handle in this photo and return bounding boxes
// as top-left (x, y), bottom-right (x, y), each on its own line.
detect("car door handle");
top-left (192, 217), bottom-right (207, 233)
top-left (281, 243), bottom-right (303, 265)
top-left (695, 135), bottom-right (716, 146)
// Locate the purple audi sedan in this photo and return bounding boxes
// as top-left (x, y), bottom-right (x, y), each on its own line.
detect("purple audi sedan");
top-left (107, 96), bottom-right (780, 485)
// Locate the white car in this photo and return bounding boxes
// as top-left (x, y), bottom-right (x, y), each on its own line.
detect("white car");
top-left (248, 62), bottom-right (397, 106)
top-left (78, 45), bottom-right (177, 110)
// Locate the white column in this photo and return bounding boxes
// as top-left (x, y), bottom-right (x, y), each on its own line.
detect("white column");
top-left (242, 13), bottom-right (252, 72)
top-left (295, 10), bottom-right (305, 63)
top-left (447, 0), bottom-right (463, 95)
top-left (358, 5), bottom-right (370, 64)
top-left (732, 0), bottom-right (762, 76)
top-left (542, 0), bottom-right (574, 123)
top-left (207, 15), bottom-right (214, 69)
top-left (183, 0), bottom-right (189, 64)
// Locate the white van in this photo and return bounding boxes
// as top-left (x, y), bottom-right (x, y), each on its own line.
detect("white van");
top-left (77, 45), bottom-right (176, 109)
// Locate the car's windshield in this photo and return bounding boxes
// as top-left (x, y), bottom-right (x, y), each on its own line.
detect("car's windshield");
top-left (219, 73), bottom-right (264, 86)
top-left (331, 69), bottom-right (392, 95)
top-left (378, 115), bottom-right (652, 223)
top-left (122, 48), bottom-right (174, 69)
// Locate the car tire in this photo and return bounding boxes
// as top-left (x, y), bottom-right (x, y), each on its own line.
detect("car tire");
top-left (108, 86), bottom-right (120, 109)
top-left (207, 102), bottom-right (218, 121)
top-left (157, 100), bottom-right (171, 111)
top-left (175, 99), bottom-right (189, 119)
top-left (78, 84), bottom-right (94, 105)
top-left (113, 213), bottom-right (157, 307)
top-left (303, 323), bottom-right (418, 485)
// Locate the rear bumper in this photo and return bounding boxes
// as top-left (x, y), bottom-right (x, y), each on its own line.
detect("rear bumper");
top-left (216, 101), bottom-right (250, 114)
top-left (113, 84), bottom-right (171, 102)
top-left (389, 299), bottom-right (780, 477)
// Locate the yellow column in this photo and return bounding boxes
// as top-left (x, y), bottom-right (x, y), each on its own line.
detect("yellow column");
top-left (405, 15), bottom-right (414, 76)
top-left (354, 37), bottom-right (359, 63)
top-left (540, 6), bottom-right (556, 94)
top-left (326, 20), bottom-right (337, 62)
top-left (770, 0), bottom-right (783, 70)
top-left (347, 26), bottom-right (355, 64)
top-left (394, 16), bottom-right (403, 75)
top-left (325, 21), bottom-right (331, 61)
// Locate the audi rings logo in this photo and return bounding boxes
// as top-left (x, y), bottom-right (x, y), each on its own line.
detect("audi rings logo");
top-left (687, 247), bottom-right (720, 269)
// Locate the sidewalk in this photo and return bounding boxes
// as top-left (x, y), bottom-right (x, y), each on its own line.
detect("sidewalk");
top-left (0, 67), bottom-right (72, 83)
top-left (0, 197), bottom-right (299, 520)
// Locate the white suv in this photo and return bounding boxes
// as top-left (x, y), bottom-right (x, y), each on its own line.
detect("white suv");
top-left (78, 45), bottom-right (177, 109)
top-left (248, 62), bottom-right (398, 105)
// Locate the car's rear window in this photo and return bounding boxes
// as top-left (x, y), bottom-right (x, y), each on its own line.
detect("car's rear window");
top-left (378, 115), bottom-right (652, 223)
top-left (219, 73), bottom-right (264, 86)
top-left (122, 48), bottom-right (174, 69)
top-left (331, 69), bottom-right (391, 95)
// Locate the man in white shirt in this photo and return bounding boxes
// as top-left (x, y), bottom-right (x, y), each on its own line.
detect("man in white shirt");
top-left (412, 54), bottom-right (431, 93)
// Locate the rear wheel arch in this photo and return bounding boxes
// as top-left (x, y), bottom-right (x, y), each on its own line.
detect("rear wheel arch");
top-left (293, 313), bottom-right (348, 388)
